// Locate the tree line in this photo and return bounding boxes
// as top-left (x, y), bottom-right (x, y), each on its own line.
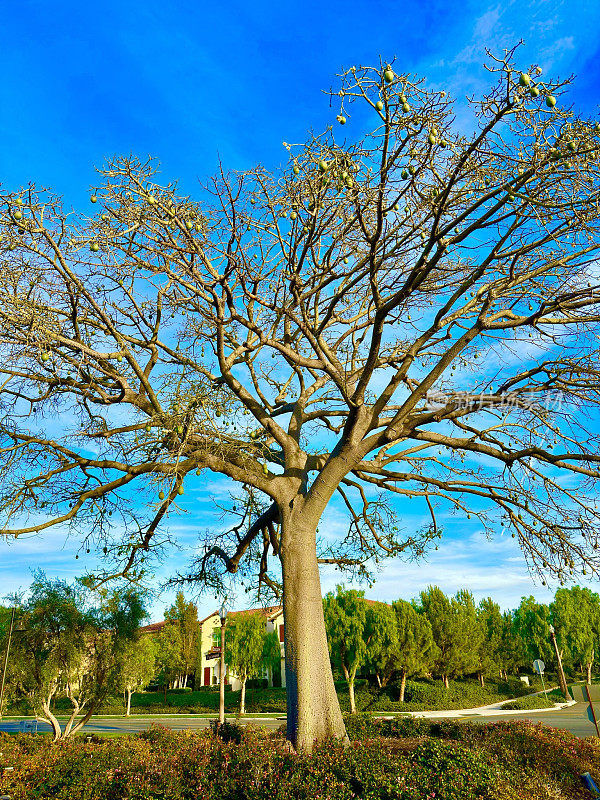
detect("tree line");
top-left (2, 575), bottom-right (599, 734)
top-left (323, 584), bottom-right (600, 712)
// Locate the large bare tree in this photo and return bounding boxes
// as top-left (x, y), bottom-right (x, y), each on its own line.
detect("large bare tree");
top-left (2, 48), bottom-right (600, 750)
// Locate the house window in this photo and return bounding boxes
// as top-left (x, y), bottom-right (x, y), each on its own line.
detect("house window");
top-left (212, 629), bottom-right (221, 648)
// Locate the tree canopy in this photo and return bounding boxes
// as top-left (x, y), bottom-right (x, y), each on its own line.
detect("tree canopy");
top-left (164, 591), bottom-right (199, 687)
top-left (1, 47), bottom-right (600, 749)
top-left (419, 586), bottom-right (481, 687)
top-left (513, 595), bottom-right (553, 667)
top-left (323, 585), bottom-right (370, 714)
top-left (116, 633), bottom-right (156, 715)
top-left (7, 574), bottom-right (146, 740)
top-left (550, 585), bottom-right (600, 682)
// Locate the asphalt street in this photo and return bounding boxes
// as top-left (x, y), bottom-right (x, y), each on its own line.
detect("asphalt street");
top-left (0, 703), bottom-right (598, 738)
top-left (454, 702), bottom-right (599, 738)
top-left (0, 715), bottom-right (285, 735)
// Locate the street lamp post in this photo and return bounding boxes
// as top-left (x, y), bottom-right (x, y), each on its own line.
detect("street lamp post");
top-left (218, 603), bottom-right (228, 727)
top-left (0, 606), bottom-right (16, 720)
top-left (549, 624), bottom-right (570, 700)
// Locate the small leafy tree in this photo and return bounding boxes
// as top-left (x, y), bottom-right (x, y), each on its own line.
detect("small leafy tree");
top-left (0, 604), bottom-right (18, 715)
top-left (364, 600), bottom-right (398, 688)
top-left (262, 628), bottom-right (282, 687)
top-left (155, 622), bottom-right (183, 701)
top-left (419, 586), bottom-right (480, 688)
top-left (500, 610), bottom-right (527, 678)
top-left (10, 575), bottom-right (145, 740)
top-left (455, 589), bottom-right (485, 682)
top-left (477, 597), bottom-right (505, 683)
top-left (391, 598), bottom-right (437, 700)
top-left (513, 595), bottom-right (553, 667)
top-left (164, 591), bottom-right (198, 687)
top-left (116, 634), bottom-right (156, 715)
top-left (225, 612), bottom-right (268, 714)
top-left (551, 586), bottom-right (600, 682)
top-left (323, 586), bottom-right (367, 715)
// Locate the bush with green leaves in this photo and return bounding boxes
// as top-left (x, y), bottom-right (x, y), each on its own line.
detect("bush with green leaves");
top-left (2, 718), bottom-right (599, 800)
top-left (500, 695), bottom-right (553, 710)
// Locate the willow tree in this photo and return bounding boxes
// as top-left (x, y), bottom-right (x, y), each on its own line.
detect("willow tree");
top-left (2, 47), bottom-right (600, 750)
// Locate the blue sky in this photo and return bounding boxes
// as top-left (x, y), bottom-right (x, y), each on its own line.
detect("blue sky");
top-left (1, 0), bottom-right (600, 621)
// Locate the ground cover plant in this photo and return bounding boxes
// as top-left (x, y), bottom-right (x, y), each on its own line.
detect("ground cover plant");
top-left (1, 718), bottom-right (599, 800)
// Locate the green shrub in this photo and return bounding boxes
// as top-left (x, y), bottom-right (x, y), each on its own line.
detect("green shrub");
top-left (209, 718), bottom-right (245, 743)
top-left (500, 695), bottom-right (553, 711)
top-left (1, 721), bottom-right (599, 800)
top-left (496, 678), bottom-right (531, 698)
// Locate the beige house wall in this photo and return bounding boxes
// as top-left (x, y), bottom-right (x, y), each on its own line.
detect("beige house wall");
top-left (196, 606), bottom-right (286, 690)
top-left (141, 604), bottom-right (286, 692)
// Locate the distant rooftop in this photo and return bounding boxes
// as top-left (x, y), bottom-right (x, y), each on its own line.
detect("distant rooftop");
top-left (139, 604), bottom-right (284, 634)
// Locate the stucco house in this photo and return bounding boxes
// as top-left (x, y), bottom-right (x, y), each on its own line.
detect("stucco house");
top-left (139, 603), bottom-right (286, 691)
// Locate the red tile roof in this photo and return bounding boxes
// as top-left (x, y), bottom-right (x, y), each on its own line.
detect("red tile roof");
top-left (139, 620), bottom-right (166, 634)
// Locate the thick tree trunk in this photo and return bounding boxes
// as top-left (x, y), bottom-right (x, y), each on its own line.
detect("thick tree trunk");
top-left (375, 673), bottom-right (382, 689)
top-left (478, 672), bottom-right (485, 688)
top-left (126, 688), bottom-right (132, 716)
top-left (442, 675), bottom-right (449, 689)
top-left (587, 662), bottom-right (593, 684)
top-left (399, 670), bottom-right (407, 702)
top-left (240, 676), bottom-right (246, 715)
top-left (281, 508), bottom-right (348, 752)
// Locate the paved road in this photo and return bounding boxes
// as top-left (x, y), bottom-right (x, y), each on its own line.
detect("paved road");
top-left (445, 703), bottom-right (598, 738)
top-left (1, 703), bottom-right (599, 738)
top-left (0, 715), bottom-right (286, 735)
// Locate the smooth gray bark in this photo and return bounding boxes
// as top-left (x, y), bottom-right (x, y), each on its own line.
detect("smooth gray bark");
top-left (281, 505), bottom-right (348, 751)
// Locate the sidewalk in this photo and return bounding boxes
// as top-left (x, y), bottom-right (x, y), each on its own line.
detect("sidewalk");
top-left (377, 686), bottom-right (577, 720)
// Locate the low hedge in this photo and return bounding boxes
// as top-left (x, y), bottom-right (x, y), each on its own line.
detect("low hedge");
top-left (500, 695), bottom-right (553, 711)
top-left (1, 717), bottom-right (598, 800)
top-left (344, 677), bottom-right (525, 713)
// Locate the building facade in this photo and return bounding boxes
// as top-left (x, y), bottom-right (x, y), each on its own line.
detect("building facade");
top-left (139, 604), bottom-right (286, 691)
